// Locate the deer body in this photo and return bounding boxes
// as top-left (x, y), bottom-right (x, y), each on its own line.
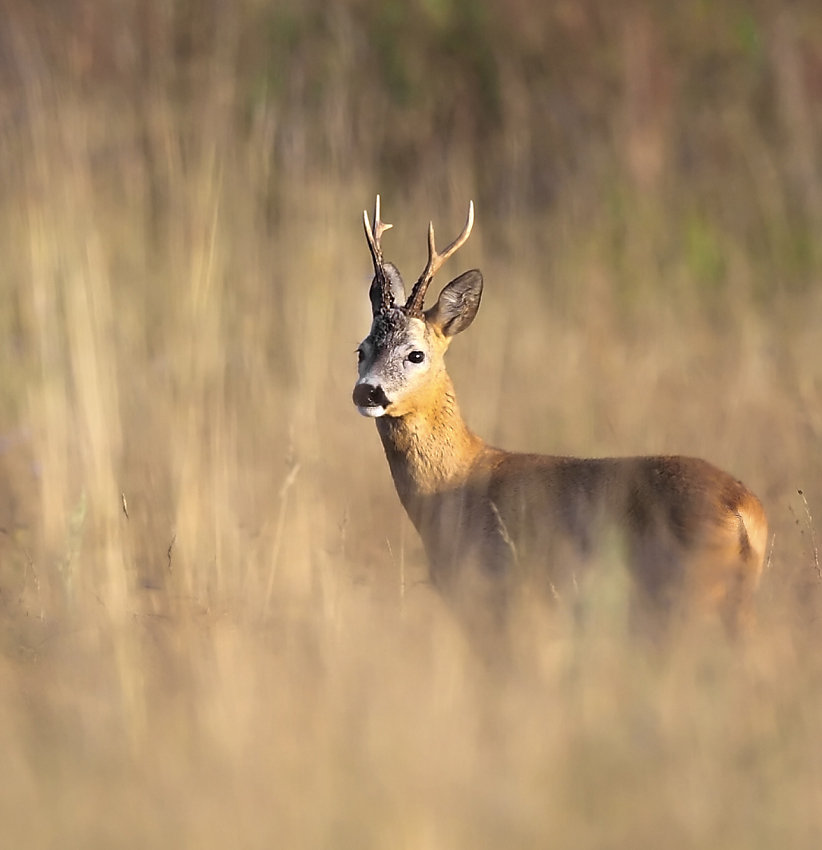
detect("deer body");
top-left (354, 199), bottom-right (767, 631)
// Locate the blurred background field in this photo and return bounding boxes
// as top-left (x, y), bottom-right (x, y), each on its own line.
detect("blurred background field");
top-left (1, 0), bottom-right (822, 846)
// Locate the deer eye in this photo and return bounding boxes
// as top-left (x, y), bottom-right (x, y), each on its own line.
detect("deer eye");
top-left (407, 350), bottom-right (425, 364)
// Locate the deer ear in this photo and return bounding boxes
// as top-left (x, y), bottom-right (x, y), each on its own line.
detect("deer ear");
top-left (369, 262), bottom-right (406, 315)
top-left (425, 269), bottom-right (483, 337)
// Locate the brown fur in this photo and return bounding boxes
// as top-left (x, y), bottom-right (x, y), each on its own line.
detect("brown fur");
top-left (355, 204), bottom-right (767, 635)
top-left (371, 340), bottom-right (766, 634)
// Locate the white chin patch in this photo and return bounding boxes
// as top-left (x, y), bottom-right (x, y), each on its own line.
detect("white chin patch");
top-left (357, 405), bottom-right (387, 418)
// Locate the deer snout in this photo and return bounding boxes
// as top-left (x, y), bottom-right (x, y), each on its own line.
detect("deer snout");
top-left (353, 382), bottom-right (391, 416)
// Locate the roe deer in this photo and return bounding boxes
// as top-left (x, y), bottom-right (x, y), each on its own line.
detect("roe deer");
top-left (353, 197), bottom-right (767, 634)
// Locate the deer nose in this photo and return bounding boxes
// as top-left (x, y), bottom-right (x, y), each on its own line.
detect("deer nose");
top-left (353, 383), bottom-right (390, 409)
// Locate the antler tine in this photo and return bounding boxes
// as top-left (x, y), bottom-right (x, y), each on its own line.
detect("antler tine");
top-left (374, 195), bottom-right (393, 240)
top-left (406, 201), bottom-right (474, 315)
top-left (363, 194), bottom-right (395, 312)
top-left (363, 195), bottom-right (393, 267)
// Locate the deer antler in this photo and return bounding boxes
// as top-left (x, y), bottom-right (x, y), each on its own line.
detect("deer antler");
top-left (405, 201), bottom-right (474, 316)
top-left (363, 195), bottom-right (395, 313)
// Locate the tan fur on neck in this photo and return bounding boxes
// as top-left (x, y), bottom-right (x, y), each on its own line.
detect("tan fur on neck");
top-left (377, 368), bottom-right (486, 500)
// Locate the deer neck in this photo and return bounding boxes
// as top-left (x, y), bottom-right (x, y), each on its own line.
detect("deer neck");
top-left (375, 371), bottom-right (485, 507)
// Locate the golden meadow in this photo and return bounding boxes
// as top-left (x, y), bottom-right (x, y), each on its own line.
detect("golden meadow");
top-left (1, 1), bottom-right (821, 846)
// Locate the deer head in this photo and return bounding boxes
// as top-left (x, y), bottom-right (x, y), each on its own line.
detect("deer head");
top-left (353, 198), bottom-right (482, 418)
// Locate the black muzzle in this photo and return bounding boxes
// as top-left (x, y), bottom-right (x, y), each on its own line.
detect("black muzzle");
top-left (352, 383), bottom-right (390, 409)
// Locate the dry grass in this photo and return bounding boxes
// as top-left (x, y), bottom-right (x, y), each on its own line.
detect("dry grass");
top-left (1, 3), bottom-right (822, 847)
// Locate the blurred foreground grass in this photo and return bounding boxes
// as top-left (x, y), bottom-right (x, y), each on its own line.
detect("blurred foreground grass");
top-left (1, 1), bottom-right (822, 847)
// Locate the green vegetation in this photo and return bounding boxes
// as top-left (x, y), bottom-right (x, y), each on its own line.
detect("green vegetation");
top-left (0, 1), bottom-right (821, 846)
